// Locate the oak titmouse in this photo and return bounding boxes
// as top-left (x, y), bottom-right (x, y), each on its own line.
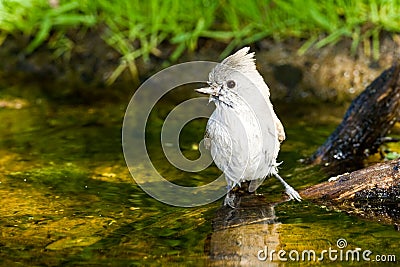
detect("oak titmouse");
top-left (196, 47), bottom-right (301, 207)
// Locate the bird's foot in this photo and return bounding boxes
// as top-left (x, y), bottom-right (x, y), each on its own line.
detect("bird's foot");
top-left (224, 193), bottom-right (239, 208)
top-left (285, 185), bottom-right (302, 202)
top-left (274, 173), bottom-right (302, 202)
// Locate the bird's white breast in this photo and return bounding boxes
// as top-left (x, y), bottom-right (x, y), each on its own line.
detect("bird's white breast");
top-left (206, 100), bottom-right (279, 187)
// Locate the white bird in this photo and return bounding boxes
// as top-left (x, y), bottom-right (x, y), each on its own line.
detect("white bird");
top-left (196, 47), bottom-right (301, 207)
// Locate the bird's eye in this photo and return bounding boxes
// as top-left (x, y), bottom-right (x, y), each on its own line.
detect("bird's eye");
top-left (226, 80), bottom-right (236, 89)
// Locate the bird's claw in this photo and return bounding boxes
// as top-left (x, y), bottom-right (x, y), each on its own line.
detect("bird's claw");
top-left (224, 193), bottom-right (238, 208)
top-left (285, 186), bottom-right (302, 202)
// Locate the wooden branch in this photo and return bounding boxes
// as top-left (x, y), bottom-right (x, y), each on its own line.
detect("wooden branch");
top-left (302, 62), bottom-right (400, 224)
top-left (310, 62), bottom-right (400, 172)
top-left (301, 159), bottom-right (400, 200)
top-left (301, 159), bottom-right (400, 224)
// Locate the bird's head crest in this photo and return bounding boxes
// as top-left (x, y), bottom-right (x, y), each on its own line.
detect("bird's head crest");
top-left (220, 47), bottom-right (256, 73)
top-left (209, 47), bottom-right (257, 82)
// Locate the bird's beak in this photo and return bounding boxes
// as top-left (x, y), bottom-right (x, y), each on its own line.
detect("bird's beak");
top-left (195, 86), bottom-right (219, 96)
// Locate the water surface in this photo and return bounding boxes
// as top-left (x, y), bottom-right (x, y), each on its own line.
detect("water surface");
top-left (0, 86), bottom-right (399, 266)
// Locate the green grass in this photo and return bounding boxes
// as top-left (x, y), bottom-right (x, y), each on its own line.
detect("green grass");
top-left (1, 0), bottom-right (400, 83)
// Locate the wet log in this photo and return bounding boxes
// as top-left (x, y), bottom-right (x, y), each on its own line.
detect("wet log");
top-left (301, 159), bottom-right (400, 224)
top-left (310, 62), bottom-right (400, 172)
top-left (304, 62), bottom-right (400, 224)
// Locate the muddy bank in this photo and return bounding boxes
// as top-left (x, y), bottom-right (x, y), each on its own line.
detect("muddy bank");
top-left (0, 30), bottom-right (399, 103)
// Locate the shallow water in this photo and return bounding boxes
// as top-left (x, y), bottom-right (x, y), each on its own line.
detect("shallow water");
top-left (0, 86), bottom-right (399, 266)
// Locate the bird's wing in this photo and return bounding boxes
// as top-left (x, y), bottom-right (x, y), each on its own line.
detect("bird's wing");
top-left (274, 117), bottom-right (286, 143)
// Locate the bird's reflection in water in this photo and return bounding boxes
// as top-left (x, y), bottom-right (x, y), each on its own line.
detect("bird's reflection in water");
top-left (206, 189), bottom-right (284, 266)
